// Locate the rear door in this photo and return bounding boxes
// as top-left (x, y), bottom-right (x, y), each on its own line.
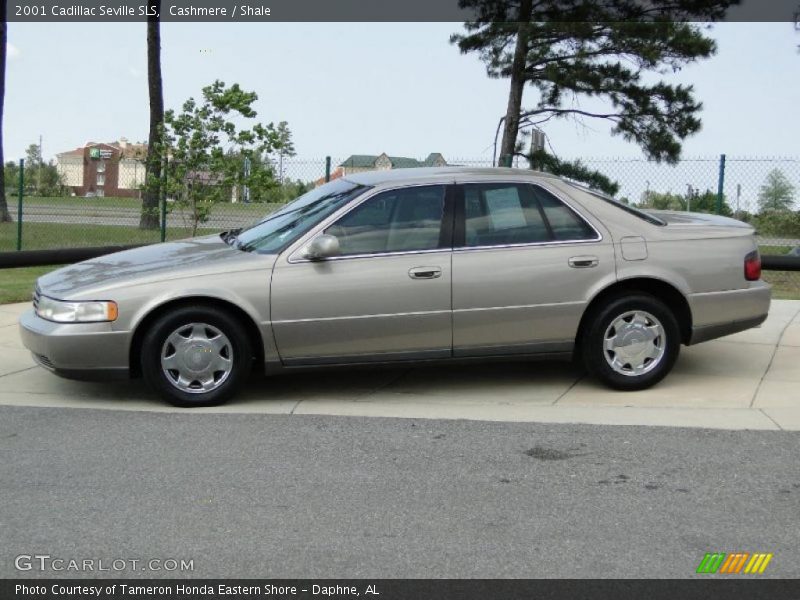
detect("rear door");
top-left (452, 181), bottom-right (615, 356)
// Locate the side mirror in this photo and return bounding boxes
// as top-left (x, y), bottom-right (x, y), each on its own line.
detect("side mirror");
top-left (304, 234), bottom-right (340, 260)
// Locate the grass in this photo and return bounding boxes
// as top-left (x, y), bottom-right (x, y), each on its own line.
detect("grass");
top-left (759, 245), bottom-right (792, 256)
top-left (762, 271), bottom-right (800, 300)
top-left (0, 266), bottom-right (58, 304)
top-left (16, 195), bottom-right (278, 218)
top-left (0, 221), bottom-right (202, 251)
top-left (2, 196), bottom-right (282, 251)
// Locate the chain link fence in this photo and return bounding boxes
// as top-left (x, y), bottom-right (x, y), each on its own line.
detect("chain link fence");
top-left (2, 153), bottom-right (799, 296)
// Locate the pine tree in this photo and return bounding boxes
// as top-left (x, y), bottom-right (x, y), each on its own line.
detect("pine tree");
top-left (451, 1), bottom-right (737, 166)
top-left (758, 169), bottom-right (796, 213)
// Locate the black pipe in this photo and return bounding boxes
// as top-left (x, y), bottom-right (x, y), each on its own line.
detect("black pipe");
top-left (0, 245), bottom-right (144, 269)
top-left (762, 255), bottom-right (800, 272)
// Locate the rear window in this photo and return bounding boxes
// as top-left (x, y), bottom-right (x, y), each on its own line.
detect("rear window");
top-left (566, 182), bottom-right (666, 226)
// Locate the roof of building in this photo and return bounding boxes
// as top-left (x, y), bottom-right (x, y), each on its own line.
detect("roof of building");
top-left (341, 166), bottom-right (557, 186)
top-left (339, 153), bottom-right (447, 169)
top-left (56, 140), bottom-right (148, 160)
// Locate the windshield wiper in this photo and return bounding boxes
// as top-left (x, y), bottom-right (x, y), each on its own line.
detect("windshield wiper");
top-left (221, 228), bottom-right (242, 246)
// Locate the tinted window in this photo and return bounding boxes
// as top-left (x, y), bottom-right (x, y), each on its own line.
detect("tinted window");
top-left (326, 185), bottom-right (446, 256)
top-left (534, 186), bottom-right (597, 241)
top-left (461, 183), bottom-right (597, 247)
top-left (464, 184), bottom-right (549, 246)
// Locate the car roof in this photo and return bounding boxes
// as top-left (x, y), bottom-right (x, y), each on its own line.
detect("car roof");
top-left (342, 166), bottom-right (560, 186)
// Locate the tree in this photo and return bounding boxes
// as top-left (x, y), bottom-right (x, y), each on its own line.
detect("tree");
top-left (0, 2), bottom-right (11, 222)
top-left (527, 148), bottom-right (618, 195)
top-left (758, 169), bottom-right (795, 212)
top-left (639, 191), bottom-right (685, 211)
top-left (140, 1), bottom-right (164, 230)
top-left (273, 121), bottom-right (296, 183)
top-left (451, 1), bottom-right (737, 166)
top-left (687, 189), bottom-right (733, 216)
top-left (4, 160), bottom-right (18, 193)
top-left (639, 189), bottom-right (733, 216)
top-left (162, 81), bottom-right (286, 235)
top-left (35, 161), bottom-right (68, 197)
top-left (24, 143), bottom-right (42, 167)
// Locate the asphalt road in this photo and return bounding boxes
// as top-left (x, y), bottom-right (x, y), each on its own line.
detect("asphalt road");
top-left (1, 405), bottom-right (798, 579)
top-left (8, 204), bottom-right (259, 229)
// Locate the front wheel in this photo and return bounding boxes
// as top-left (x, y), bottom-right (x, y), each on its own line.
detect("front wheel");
top-left (581, 294), bottom-right (680, 391)
top-left (141, 306), bottom-right (253, 407)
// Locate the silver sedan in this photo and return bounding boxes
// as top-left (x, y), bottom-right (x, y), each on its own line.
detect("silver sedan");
top-left (20, 168), bottom-right (771, 406)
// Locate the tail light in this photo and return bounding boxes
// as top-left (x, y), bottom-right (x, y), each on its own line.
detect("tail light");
top-left (744, 250), bottom-right (761, 281)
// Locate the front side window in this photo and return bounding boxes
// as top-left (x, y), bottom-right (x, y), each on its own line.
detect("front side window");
top-left (325, 185), bottom-right (446, 256)
top-left (461, 183), bottom-right (597, 247)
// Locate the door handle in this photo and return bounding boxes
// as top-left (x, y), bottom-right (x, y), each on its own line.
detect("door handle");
top-left (408, 266), bottom-right (442, 280)
top-left (568, 256), bottom-right (599, 268)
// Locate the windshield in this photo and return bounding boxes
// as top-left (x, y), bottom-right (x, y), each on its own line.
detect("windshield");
top-left (232, 179), bottom-right (371, 253)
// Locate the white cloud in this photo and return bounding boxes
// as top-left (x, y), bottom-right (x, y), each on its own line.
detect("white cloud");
top-left (128, 66), bottom-right (141, 78)
top-left (6, 42), bottom-right (20, 59)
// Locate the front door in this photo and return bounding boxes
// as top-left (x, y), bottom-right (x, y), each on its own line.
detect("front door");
top-left (271, 184), bottom-right (454, 365)
top-left (452, 181), bottom-right (615, 356)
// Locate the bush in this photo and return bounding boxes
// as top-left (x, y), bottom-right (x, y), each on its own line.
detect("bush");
top-left (753, 210), bottom-right (800, 238)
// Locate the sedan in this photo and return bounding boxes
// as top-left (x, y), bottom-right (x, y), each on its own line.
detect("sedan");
top-left (20, 168), bottom-right (771, 406)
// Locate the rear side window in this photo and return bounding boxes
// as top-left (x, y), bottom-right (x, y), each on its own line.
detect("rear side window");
top-left (460, 183), bottom-right (597, 247)
top-left (534, 187), bottom-right (598, 241)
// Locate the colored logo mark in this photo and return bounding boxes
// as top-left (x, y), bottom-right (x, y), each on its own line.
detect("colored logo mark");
top-left (696, 552), bottom-right (773, 574)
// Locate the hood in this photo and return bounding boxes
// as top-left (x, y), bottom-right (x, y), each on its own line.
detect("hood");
top-left (647, 210), bottom-right (753, 230)
top-left (38, 235), bottom-right (273, 298)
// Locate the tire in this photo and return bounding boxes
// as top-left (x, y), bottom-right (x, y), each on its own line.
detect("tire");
top-left (581, 293), bottom-right (680, 391)
top-left (141, 305), bottom-right (253, 407)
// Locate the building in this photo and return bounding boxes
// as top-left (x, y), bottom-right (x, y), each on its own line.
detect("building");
top-left (315, 152), bottom-right (448, 186)
top-left (339, 152), bottom-right (447, 176)
top-left (56, 138), bottom-right (148, 198)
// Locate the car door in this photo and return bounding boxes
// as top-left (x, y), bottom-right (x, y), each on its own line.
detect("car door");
top-left (452, 181), bottom-right (615, 357)
top-left (270, 184), bottom-right (454, 365)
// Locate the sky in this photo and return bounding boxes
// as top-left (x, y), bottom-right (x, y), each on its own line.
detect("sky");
top-left (4, 22), bottom-right (800, 165)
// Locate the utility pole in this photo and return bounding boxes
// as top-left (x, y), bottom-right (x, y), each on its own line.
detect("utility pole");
top-left (736, 183), bottom-right (741, 216)
top-left (38, 135), bottom-right (43, 195)
top-left (242, 156), bottom-right (251, 204)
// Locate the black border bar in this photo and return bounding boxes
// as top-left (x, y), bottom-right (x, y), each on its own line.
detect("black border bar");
top-left (6, 0), bottom-right (800, 22)
top-left (3, 579), bottom-right (800, 600)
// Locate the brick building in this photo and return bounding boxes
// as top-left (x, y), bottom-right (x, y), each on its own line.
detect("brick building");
top-left (56, 138), bottom-right (147, 198)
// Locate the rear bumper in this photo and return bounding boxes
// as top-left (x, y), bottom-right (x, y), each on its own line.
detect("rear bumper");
top-left (19, 309), bottom-right (131, 380)
top-left (687, 281), bottom-right (771, 345)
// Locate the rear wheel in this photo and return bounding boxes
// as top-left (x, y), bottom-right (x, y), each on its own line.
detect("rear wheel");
top-left (581, 294), bottom-right (680, 391)
top-left (141, 306), bottom-right (253, 407)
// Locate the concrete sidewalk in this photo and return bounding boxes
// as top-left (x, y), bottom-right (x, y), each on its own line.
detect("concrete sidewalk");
top-left (1, 300), bottom-right (798, 430)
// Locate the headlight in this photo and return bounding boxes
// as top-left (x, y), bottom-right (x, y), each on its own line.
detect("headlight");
top-left (36, 296), bottom-right (118, 323)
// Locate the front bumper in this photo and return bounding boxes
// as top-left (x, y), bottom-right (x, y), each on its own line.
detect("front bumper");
top-left (18, 309), bottom-right (131, 380)
top-left (688, 281), bottom-right (772, 345)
